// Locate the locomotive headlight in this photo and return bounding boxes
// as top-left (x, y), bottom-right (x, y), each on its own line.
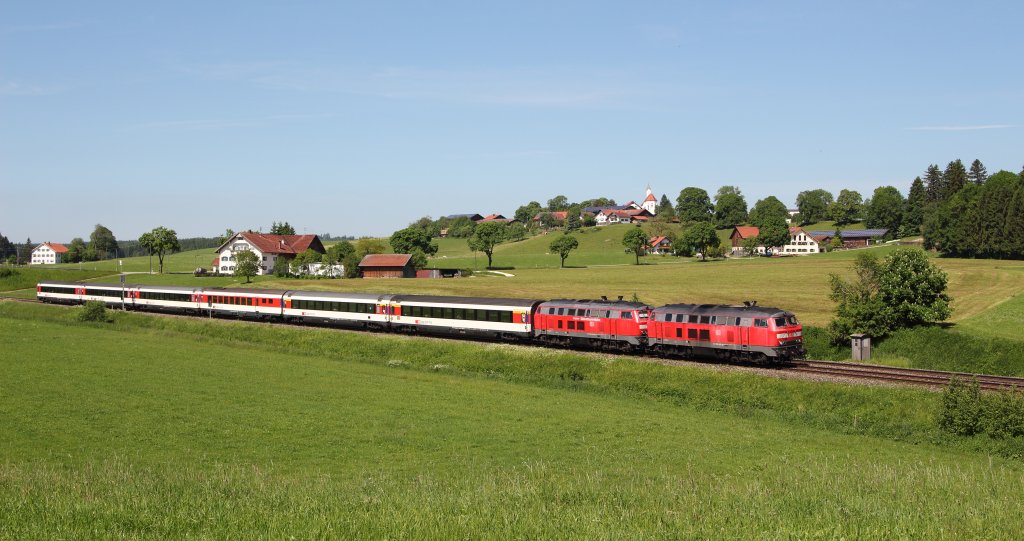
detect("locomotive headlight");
top-left (777, 332), bottom-right (790, 339)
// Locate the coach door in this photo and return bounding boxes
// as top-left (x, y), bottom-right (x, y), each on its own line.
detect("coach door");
top-left (739, 317), bottom-right (752, 349)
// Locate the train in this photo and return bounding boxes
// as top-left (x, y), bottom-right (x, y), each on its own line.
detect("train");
top-left (36, 281), bottom-right (805, 363)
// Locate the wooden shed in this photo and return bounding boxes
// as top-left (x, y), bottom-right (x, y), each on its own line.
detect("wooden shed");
top-left (358, 254), bottom-right (415, 278)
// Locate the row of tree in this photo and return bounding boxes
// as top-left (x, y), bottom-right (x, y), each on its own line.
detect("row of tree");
top-left (924, 168), bottom-right (1024, 258)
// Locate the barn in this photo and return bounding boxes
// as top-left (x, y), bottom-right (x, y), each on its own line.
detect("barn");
top-left (359, 254), bottom-right (416, 278)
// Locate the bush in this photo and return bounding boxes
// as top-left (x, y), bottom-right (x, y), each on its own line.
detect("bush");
top-left (78, 301), bottom-right (112, 323)
top-left (938, 378), bottom-right (983, 436)
top-left (0, 267), bottom-right (18, 278)
top-left (939, 378), bottom-right (1024, 439)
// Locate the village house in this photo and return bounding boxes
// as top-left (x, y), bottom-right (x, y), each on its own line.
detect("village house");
top-left (806, 229), bottom-right (889, 248)
top-left (729, 226), bottom-right (822, 255)
top-left (213, 231), bottom-right (325, 275)
top-left (648, 236), bottom-right (673, 255)
top-left (30, 242), bottom-right (68, 265)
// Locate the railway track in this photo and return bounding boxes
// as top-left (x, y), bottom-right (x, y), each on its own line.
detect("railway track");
top-left (787, 360), bottom-right (1024, 391)
top-left (7, 296), bottom-right (1024, 391)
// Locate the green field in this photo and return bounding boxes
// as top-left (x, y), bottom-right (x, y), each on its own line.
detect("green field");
top-left (2, 301), bottom-right (1023, 538)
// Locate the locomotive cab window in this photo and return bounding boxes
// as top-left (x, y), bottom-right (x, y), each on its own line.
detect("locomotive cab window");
top-left (774, 317), bottom-right (787, 327)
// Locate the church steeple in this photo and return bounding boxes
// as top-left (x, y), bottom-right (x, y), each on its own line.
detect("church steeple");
top-left (642, 185), bottom-right (657, 215)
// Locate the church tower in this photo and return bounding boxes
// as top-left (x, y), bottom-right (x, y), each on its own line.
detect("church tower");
top-left (642, 185), bottom-right (658, 215)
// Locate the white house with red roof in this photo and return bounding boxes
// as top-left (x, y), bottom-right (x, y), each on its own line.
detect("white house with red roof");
top-left (30, 242), bottom-right (68, 265)
top-left (648, 235), bottom-right (673, 255)
top-left (213, 231), bottom-right (325, 275)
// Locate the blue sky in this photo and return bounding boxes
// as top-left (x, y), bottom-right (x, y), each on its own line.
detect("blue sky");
top-left (2, 1), bottom-right (1022, 242)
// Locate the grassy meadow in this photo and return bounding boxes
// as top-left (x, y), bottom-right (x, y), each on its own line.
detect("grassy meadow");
top-left (2, 301), bottom-right (1024, 538)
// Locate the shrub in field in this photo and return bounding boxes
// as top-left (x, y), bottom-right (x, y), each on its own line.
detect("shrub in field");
top-left (939, 378), bottom-right (1024, 439)
top-left (939, 378), bottom-right (983, 436)
top-left (0, 267), bottom-right (18, 278)
top-left (78, 301), bottom-right (112, 323)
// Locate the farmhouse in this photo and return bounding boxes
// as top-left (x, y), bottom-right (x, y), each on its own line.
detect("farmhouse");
top-left (648, 236), bottom-right (673, 255)
top-left (729, 226), bottom-right (822, 255)
top-left (30, 242), bottom-right (68, 265)
top-left (595, 208), bottom-right (653, 226)
top-left (445, 213), bottom-right (484, 222)
top-left (214, 232), bottom-right (325, 275)
top-left (359, 254), bottom-right (415, 278)
top-left (478, 214), bottom-right (510, 223)
top-left (806, 229), bottom-right (889, 248)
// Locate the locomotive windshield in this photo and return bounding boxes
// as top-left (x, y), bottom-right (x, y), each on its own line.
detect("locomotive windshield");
top-left (774, 316), bottom-right (799, 327)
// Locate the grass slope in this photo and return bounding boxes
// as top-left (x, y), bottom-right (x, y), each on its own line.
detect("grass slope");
top-left (432, 224), bottom-right (678, 269)
top-left (1, 304), bottom-right (1023, 538)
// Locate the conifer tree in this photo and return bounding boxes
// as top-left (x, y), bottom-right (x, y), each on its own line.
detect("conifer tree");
top-left (968, 159), bottom-right (988, 185)
top-left (924, 164), bottom-right (944, 203)
top-left (657, 194), bottom-right (676, 219)
top-left (941, 159), bottom-right (968, 201)
top-left (902, 177), bottom-right (927, 235)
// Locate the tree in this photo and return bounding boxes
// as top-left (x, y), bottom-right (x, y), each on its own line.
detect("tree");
top-left (138, 226), bottom-right (180, 274)
top-left (675, 187), bottom-right (713, 223)
top-left (741, 235), bottom-right (761, 256)
top-left (827, 250), bottom-right (951, 344)
top-left (968, 159), bottom-right (988, 185)
top-left (234, 250), bottom-right (260, 283)
top-left (924, 164), bottom-right (945, 203)
top-left (390, 227), bottom-right (438, 257)
top-left (355, 238), bottom-right (387, 258)
top-left (324, 240), bottom-right (355, 264)
top-left (468, 222), bottom-right (506, 268)
top-left (865, 186), bottom-right (904, 238)
top-left (828, 235), bottom-right (844, 252)
top-left (795, 189), bottom-right (834, 224)
top-left (20, 238), bottom-right (32, 264)
top-left (0, 233), bottom-right (14, 263)
top-left (270, 221), bottom-right (296, 235)
top-left (680, 222), bottom-right (720, 261)
top-left (622, 228), bottom-right (649, 265)
top-left (547, 195), bottom-right (569, 211)
top-left (748, 196), bottom-right (788, 228)
top-left (902, 177), bottom-right (927, 236)
top-left (88, 224), bottom-right (118, 260)
top-left (549, 234), bottom-right (579, 267)
top-left (514, 201), bottom-right (543, 224)
top-left (657, 194), bottom-right (675, 219)
top-left (505, 222), bottom-right (528, 241)
top-left (713, 186), bottom-right (748, 229)
top-left (757, 216), bottom-right (791, 252)
top-left (343, 252), bottom-right (362, 278)
top-left (941, 159), bottom-right (968, 201)
top-left (217, 229), bottom-right (236, 245)
top-left (291, 249), bottom-right (323, 276)
top-left (830, 189), bottom-right (864, 225)
top-left (65, 238), bottom-right (86, 263)
top-left (566, 204), bottom-right (582, 231)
